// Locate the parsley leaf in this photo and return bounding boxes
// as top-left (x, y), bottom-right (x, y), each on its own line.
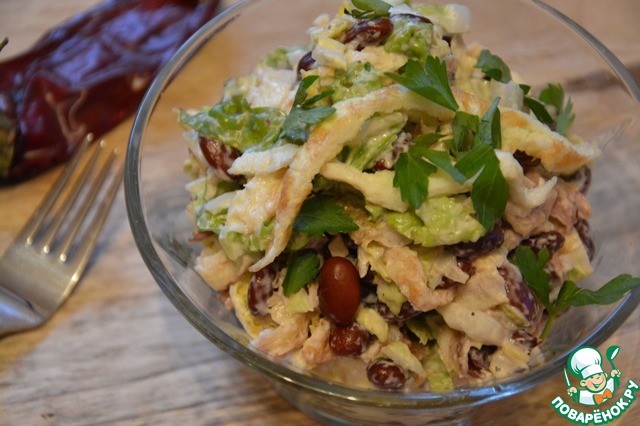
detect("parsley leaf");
top-left (281, 75), bottom-right (336, 143)
top-left (558, 275), bottom-right (640, 308)
top-left (393, 134), bottom-right (440, 209)
top-left (282, 250), bottom-right (321, 297)
top-left (539, 83), bottom-right (565, 110)
top-left (477, 97), bottom-right (502, 149)
top-left (293, 195), bottom-right (359, 235)
top-left (540, 83), bottom-right (575, 135)
top-left (347, 0), bottom-right (392, 19)
top-left (475, 49), bottom-right (512, 83)
top-left (455, 143), bottom-right (508, 230)
top-left (512, 246), bottom-right (553, 310)
top-left (450, 111), bottom-right (479, 154)
top-left (524, 83), bottom-right (575, 135)
top-left (386, 57), bottom-right (459, 111)
top-left (420, 149), bottom-right (467, 183)
top-left (280, 106), bottom-right (336, 142)
top-left (292, 75), bottom-right (317, 106)
top-left (466, 156), bottom-right (508, 230)
top-left (512, 246), bottom-right (640, 339)
top-left (523, 95), bottom-right (555, 128)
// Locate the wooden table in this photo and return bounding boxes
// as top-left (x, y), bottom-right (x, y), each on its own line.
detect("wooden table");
top-left (1, 1), bottom-right (639, 425)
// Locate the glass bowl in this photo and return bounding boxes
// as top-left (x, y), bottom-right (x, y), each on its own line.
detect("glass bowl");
top-left (124, 0), bottom-right (640, 424)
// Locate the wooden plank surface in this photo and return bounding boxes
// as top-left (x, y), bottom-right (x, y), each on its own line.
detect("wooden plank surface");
top-left (0, 1), bottom-right (639, 425)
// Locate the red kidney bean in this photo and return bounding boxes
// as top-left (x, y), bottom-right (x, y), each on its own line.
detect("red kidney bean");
top-left (248, 265), bottom-right (276, 316)
top-left (440, 259), bottom-right (475, 289)
top-left (499, 265), bottom-right (542, 327)
top-left (374, 131), bottom-right (412, 171)
top-left (375, 301), bottom-right (420, 323)
top-left (467, 345), bottom-right (497, 378)
top-left (329, 322), bottom-right (370, 356)
top-left (366, 358), bottom-right (407, 390)
top-left (344, 18), bottom-right (393, 50)
top-left (520, 230), bottom-right (565, 256)
top-left (198, 136), bottom-right (241, 181)
top-left (565, 165), bottom-right (592, 194)
top-left (513, 150), bottom-right (541, 170)
top-left (189, 230), bottom-right (214, 242)
top-left (446, 225), bottom-right (504, 259)
top-left (439, 276), bottom-right (461, 290)
top-left (512, 329), bottom-right (540, 352)
top-left (318, 257), bottom-right (361, 326)
top-left (296, 51), bottom-right (316, 76)
top-left (574, 219), bottom-right (595, 260)
top-left (457, 258), bottom-right (476, 276)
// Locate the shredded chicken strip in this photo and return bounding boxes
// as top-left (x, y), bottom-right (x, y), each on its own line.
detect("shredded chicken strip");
top-left (299, 318), bottom-right (333, 368)
top-left (252, 313), bottom-right (310, 357)
top-left (383, 246), bottom-right (456, 311)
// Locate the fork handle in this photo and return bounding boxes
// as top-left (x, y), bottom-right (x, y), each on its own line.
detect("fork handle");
top-left (0, 286), bottom-right (46, 337)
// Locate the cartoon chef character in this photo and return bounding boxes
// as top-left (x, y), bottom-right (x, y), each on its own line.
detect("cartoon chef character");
top-left (566, 347), bottom-right (621, 406)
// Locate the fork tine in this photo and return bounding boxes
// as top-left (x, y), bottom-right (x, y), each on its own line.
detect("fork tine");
top-left (20, 134), bottom-right (93, 245)
top-left (56, 147), bottom-right (118, 262)
top-left (66, 157), bottom-right (123, 281)
top-left (41, 140), bottom-right (105, 254)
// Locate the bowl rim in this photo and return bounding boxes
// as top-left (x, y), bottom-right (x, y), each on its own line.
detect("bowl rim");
top-left (124, 0), bottom-right (640, 408)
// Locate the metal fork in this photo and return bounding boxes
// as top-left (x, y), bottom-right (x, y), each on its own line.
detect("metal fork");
top-left (0, 135), bottom-right (123, 336)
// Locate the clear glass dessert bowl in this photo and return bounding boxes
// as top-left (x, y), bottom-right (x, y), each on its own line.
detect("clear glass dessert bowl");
top-left (124, 0), bottom-right (640, 424)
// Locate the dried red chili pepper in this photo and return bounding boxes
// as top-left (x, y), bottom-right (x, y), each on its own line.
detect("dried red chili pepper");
top-left (0, 0), bottom-right (220, 183)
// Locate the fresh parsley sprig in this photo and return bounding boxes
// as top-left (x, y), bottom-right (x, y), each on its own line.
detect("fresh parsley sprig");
top-left (282, 249), bottom-right (321, 297)
top-left (393, 134), bottom-right (441, 209)
top-left (455, 142), bottom-right (508, 230)
top-left (522, 96), bottom-right (555, 128)
top-left (539, 83), bottom-right (575, 135)
top-left (475, 49), bottom-right (512, 83)
top-left (280, 75), bottom-right (336, 143)
top-left (448, 98), bottom-right (508, 230)
top-left (473, 50), bottom-right (575, 136)
top-left (524, 84), bottom-right (575, 136)
top-left (388, 55), bottom-right (507, 230)
top-left (450, 111), bottom-right (479, 154)
top-left (386, 57), bottom-right (459, 111)
top-left (512, 246), bottom-right (640, 339)
top-left (346, 0), bottom-right (392, 19)
top-left (293, 195), bottom-right (359, 235)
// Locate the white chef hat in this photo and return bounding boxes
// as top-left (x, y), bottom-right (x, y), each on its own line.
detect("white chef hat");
top-left (569, 347), bottom-right (604, 380)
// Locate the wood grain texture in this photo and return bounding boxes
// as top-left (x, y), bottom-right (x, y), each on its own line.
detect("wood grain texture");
top-left (0, 1), bottom-right (639, 425)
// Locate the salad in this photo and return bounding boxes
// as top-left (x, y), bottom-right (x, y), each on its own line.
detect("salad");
top-left (179, 0), bottom-right (639, 391)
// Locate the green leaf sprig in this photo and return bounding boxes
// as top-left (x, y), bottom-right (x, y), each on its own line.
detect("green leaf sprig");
top-left (455, 143), bottom-right (508, 230)
top-left (293, 195), bottom-right (359, 235)
top-left (512, 246), bottom-right (640, 339)
top-left (346, 0), bottom-right (392, 19)
top-left (475, 49), bottom-right (512, 83)
top-left (539, 83), bottom-right (575, 135)
top-left (524, 84), bottom-right (575, 136)
top-left (282, 249), bottom-right (321, 297)
top-left (386, 57), bottom-right (459, 111)
top-left (280, 75), bottom-right (336, 143)
top-left (392, 133), bottom-right (441, 209)
top-left (473, 50), bottom-right (575, 136)
top-left (392, 99), bottom-right (506, 230)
